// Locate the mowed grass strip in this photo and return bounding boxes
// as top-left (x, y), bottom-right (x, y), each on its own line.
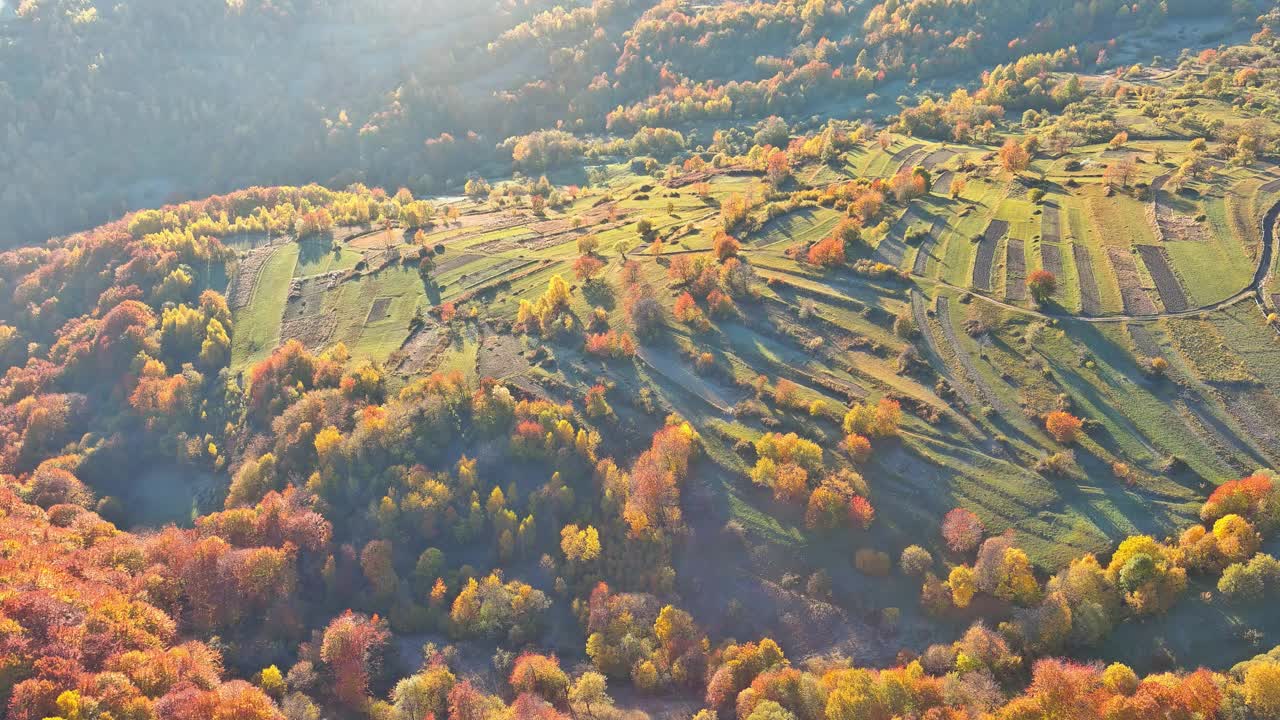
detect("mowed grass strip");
top-left (311, 266), bottom-right (425, 363)
top-left (231, 243), bottom-right (299, 370)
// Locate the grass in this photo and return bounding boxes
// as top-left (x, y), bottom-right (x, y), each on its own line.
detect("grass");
top-left (231, 243), bottom-right (298, 370)
top-left (224, 130), bottom-right (1280, 579)
top-left (294, 239), bottom-right (364, 277)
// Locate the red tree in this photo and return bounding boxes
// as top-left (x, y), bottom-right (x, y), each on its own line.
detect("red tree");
top-left (320, 610), bottom-right (390, 708)
top-left (941, 508), bottom-right (985, 554)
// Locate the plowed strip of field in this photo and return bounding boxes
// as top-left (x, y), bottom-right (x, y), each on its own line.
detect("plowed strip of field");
top-left (1106, 247), bottom-right (1158, 315)
top-left (366, 297), bottom-right (393, 324)
top-left (932, 171), bottom-right (954, 196)
top-left (280, 274), bottom-right (343, 348)
top-left (922, 148), bottom-right (957, 170)
top-left (433, 253), bottom-right (484, 274)
top-left (1150, 173), bottom-right (1209, 244)
top-left (972, 220), bottom-right (1006, 291)
top-left (891, 143), bottom-right (923, 160)
top-left (1072, 245), bottom-right (1102, 315)
top-left (1041, 205), bottom-right (1061, 244)
top-left (895, 148), bottom-right (930, 176)
top-left (874, 234), bottom-right (906, 267)
top-left (1005, 239), bottom-right (1026, 301)
top-left (389, 321), bottom-right (446, 376)
top-left (912, 291), bottom-right (980, 411)
top-left (1041, 243), bottom-right (1064, 278)
top-left (1135, 245), bottom-right (1188, 313)
top-left (1176, 391), bottom-right (1260, 476)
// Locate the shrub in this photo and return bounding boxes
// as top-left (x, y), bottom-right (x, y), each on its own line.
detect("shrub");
top-left (807, 234), bottom-right (846, 267)
top-left (942, 508), bottom-right (985, 554)
top-left (1045, 411), bottom-right (1083, 443)
top-left (855, 549), bottom-right (891, 577)
top-left (900, 545), bottom-right (934, 577)
top-left (842, 433), bottom-right (872, 463)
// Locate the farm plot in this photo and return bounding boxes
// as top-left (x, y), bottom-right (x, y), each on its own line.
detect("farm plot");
top-left (1072, 245), bottom-right (1103, 315)
top-left (1127, 323), bottom-right (1162, 359)
top-left (230, 243), bottom-right (299, 369)
top-left (1041, 204), bottom-right (1061, 244)
top-left (1005, 239), bottom-right (1026, 302)
top-left (971, 219), bottom-right (1007, 291)
top-left (280, 274), bottom-right (343, 348)
top-left (921, 147), bottom-right (957, 170)
top-left (432, 253), bottom-right (486, 275)
top-left (936, 296), bottom-right (1005, 416)
top-left (890, 142), bottom-right (923, 161)
top-left (1227, 178), bottom-right (1266, 260)
top-left (1040, 243), bottom-right (1064, 278)
top-left (1134, 245), bottom-right (1189, 312)
top-left (873, 232), bottom-right (907, 267)
top-left (228, 246), bottom-right (277, 310)
top-left (389, 320), bottom-right (446, 376)
top-left (281, 266), bottom-right (425, 363)
top-left (932, 171), bottom-right (954, 197)
top-left (749, 207), bottom-right (842, 249)
top-left (911, 214), bottom-right (948, 275)
top-left (1216, 387), bottom-right (1280, 466)
top-left (894, 147), bottom-right (930, 176)
top-left (1105, 247), bottom-right (1158, 315)
top-left (1151, 174), bottom-right (1209, 244)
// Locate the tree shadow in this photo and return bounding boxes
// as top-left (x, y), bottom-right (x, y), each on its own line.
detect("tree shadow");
top-left (582, 279), bottom-right (616, 310)
top-left (298, 236), bottom-right (333, 266)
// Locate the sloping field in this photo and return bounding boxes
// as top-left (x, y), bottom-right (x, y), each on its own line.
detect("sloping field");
top-left (231, 243), bottom-right (299, 369)
top-left (972, 220), bottom-right (1007, 291)
top-left (1106, 246), bottom-right (1158, 315)
top-left (1073, 244), bottom-right (1103, 315)
top-left (1005, 239), bottom-right (1026, 301)
top-left (1135, 244), bottom-right (1189, 313)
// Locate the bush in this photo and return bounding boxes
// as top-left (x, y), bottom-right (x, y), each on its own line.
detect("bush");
top-left (855, 549), bottom-right (891, 577)
top-left (1045, 411), bottom-right (1083, 443)
top-left (900, 545), bottom-right (934, 577)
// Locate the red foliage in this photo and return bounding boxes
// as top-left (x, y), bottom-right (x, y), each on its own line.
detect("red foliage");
top-left (941, 508), bottom-right (985, 554)
top-left (320, 610), bottom-right (390, 708)
top-left (573, 255), bottom-right (606, 281)
top-left (1208, 473), bottom-right (1273, 507)
top-left (95, 299), bottom-right (155, 370)
top-left (584, 331), bottom-right (637, 359)
top-left (849, 495), bottom-right (875, 530)
top-left (713, 233), bottom-right (741, 261)
top-left (807, 234), bottom-right (846, 267)
top-left (246, 340), bottom-right (342, 423)
top-left (623, 424), bottom-right (697, 536)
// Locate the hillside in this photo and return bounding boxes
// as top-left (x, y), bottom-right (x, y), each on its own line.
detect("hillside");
top-left (4, 4), bottom-right (1280, 720)
top-left (0, 0), bottom-right (1252, 245)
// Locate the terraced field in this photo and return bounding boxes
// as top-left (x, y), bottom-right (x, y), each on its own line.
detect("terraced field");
top-left (223, 117), bottom-right (1280, 578)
